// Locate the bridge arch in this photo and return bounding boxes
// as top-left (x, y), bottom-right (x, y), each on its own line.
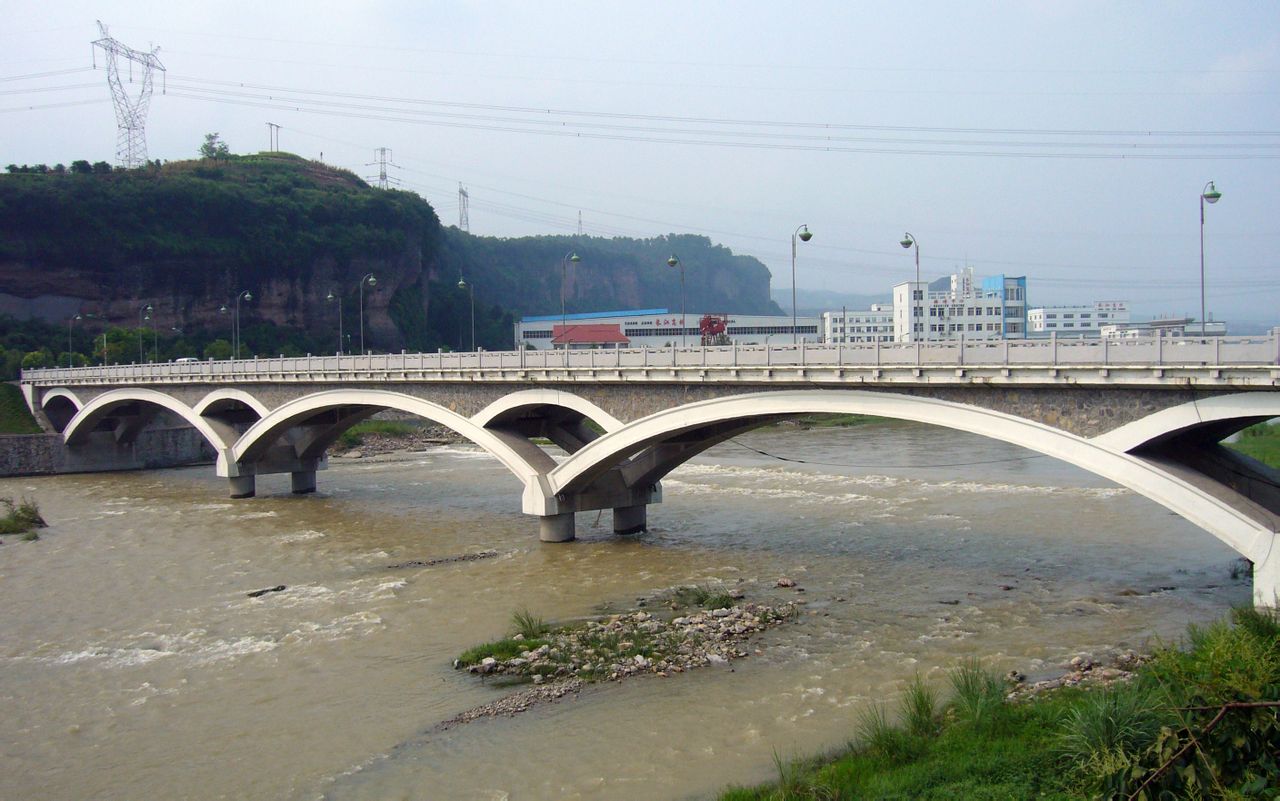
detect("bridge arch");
top-left (474, 389), bottom-right (624, 433)
top-left (192, 388), bottom-right (271, 420)
top-left (229, 389), bottom-right (556, 513)
top-left (39, 388), bottom-right (84, 433)
top-left (1093, 392), bottom-right (1280, 452)
top-left (549, 390), bottom-right (1277, 570)
top-left (61, 388), bottom-right (236, 474)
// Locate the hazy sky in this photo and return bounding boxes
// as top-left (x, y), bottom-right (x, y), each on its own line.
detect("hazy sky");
top-left (4, 1), bottom-right (1278, 323)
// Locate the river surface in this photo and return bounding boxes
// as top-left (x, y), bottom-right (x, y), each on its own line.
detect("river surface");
top-left (0, 420), bottom-right (1250, 800)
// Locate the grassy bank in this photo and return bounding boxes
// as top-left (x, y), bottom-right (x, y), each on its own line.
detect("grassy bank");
top-left (0, 383), bottom-right (41, 434)
top-left (335, 419), bottom-right (421, 450)
top-left (1226, 421), bottom-right (1280, 469)
top-left (722, 607), bottom-right (1280, 800)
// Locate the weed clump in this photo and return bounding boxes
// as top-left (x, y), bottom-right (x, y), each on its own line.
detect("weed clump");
top-left (0, 497), bottom-right (45, 539)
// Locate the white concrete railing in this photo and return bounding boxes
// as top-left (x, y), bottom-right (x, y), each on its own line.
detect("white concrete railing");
top-left (21, 334), bottom-right (1280, 385)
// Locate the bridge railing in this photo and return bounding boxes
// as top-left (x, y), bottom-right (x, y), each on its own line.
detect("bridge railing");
top-left (21, 333), bottom-right (1280, 384)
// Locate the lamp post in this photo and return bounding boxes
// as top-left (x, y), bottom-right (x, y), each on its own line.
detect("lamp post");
top-left (358, 273), bottom-right (376, 355)
top-left (1199, 181), bottom-right (1221, 337)
top-left (791, 224), bottom-right (812, 344)
top-left (67, 314), bottom-right (83, 368)
top-left (560, 251), bottom-right (581, 342)
top-left (900, 233), bottom-right (921, 344)
top-left (326, 289), bottom-right (344, 355)
top-left (138, 303), bottom-right (152, 363)
top-left (101, 331), bottom-right (108, 366)
top-left (667, 254), bottom-right (686, 347)
top-left (232, 290), bottom-right (252, 359)
top-left (457, 277), bottom-right (475, 351)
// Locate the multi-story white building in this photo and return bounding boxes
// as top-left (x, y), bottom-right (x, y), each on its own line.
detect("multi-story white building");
top-left (1028, 301), bottom-right (1129, 337)
top-left (892, 267), bottom-right (1027, 342)
top-left (515, 309), bottom-right (821, 349)
top-left (821, 304), bottom-right (894, 343)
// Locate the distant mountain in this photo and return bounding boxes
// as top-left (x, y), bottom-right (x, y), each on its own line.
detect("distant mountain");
top-left (771, 288), bottom-right (892, 317)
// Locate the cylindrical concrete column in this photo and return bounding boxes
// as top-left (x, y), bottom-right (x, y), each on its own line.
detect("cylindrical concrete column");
top-left (228, 475), bottom-right (256, 499)
top-left (539, 513), bottom-right (575, 543)
top-left (612, 504), bottom-right (647, 535)
top-left (290, 470), bottom-right (317, 494)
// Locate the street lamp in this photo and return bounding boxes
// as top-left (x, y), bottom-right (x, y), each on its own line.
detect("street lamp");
top-left (358, 273), bottom-right (376, 355)
top-left (138, 303), bottom-right (152, 363)
top-left (791, 225), bottom-right (812, 344)
top-left (232, 290), bottom-right (252, 359)
top-left (667, 254), bottom-right (687, 348)
top-left (326, 289), bottom-right (344, 355)
top-left (1199, 181), bottom-right (1221, 337)
top-left (560, 251), bottom-right (581, 339)
top-left (67, 314), bottom-right (83, 368)
top-left (457, 277), bottom-right (475, 351)
top-left (900, 233), bottom-right (921, 344)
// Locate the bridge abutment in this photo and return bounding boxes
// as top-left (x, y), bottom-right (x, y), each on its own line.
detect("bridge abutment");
top-left (1255, 550), bottom-right (1280, 608)
top-left (539, 513), bottom-right (575, 543)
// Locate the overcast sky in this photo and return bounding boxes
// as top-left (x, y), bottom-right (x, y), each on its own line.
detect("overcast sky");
top-left (4, 1), bottom-right (1278, 324)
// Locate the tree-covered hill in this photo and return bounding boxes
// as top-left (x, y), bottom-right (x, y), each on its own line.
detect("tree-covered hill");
top-left (0, 153), bottom-right (780, 369)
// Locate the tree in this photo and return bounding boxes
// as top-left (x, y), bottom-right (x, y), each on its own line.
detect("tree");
top-left (200, 133), bottom-right (231, 160)
top-left (91, 161), bottom-right (112, 174)
top-left (203, 339), bottom-right (232, 360)
top-left (70, 160), bottom-right (92, 175)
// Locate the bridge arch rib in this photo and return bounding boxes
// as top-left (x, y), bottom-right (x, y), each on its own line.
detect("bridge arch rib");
top-left (549, 389), bottom-right (1279, 599)
top-left (39, 388), bottom-right (85, 433)
top-left (229, 389), bottom-right (557, 514)
top-left (1093, 392), bottom-right (1280, 453)
top-left (61, 388), bottom-right (236, 474)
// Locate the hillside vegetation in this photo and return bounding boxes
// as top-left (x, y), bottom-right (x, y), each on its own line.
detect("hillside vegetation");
top-left (0, 153), bottom-right (779, 360)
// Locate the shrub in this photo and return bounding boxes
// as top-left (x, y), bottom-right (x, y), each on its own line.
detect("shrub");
top-left (900, 673), bottom-right (940, 738)
top-left (0, 496), bottom-right (45, 535)
top-left (947, 658), bottom-right (1008, 731)
top-left (511, 608), bottom-right (550, 639)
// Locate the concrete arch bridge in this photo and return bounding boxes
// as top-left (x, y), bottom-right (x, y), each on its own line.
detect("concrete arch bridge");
top-left (20, 336), bottom-right (1280, 604)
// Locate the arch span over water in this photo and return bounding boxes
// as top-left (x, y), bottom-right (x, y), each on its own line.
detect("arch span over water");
top-left (549, 390), bottom-right (1277, 571)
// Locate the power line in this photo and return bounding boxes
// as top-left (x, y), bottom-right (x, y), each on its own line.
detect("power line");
top-left (91, 20), bottom-right (165, 168)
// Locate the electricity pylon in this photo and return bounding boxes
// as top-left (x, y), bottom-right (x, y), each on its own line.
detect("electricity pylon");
top-left (92, 20), bottom-right (165, 169)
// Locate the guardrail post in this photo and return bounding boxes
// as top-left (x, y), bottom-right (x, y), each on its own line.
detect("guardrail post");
top-left (1102, 336), bottom-right (1109, 365)
top-left (1214, 335), bottom-right (1221, 365)
top-left (1157, 331), bottom-right (1163, 365)
top-left (958, 332), bottom-right (964, 366)
top-left (1050, 331), bottom-right (1057, 365)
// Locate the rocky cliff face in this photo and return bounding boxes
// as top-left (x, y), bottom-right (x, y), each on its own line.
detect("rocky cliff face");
top-left (0, 156), bottom-right (780, 353)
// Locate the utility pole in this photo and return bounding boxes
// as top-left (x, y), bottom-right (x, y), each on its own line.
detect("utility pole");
top-left (578, 210), bottom-right (583, 236)
top-left (92, 20), bottom-right (165, 168)
top-left (366, 147), bottom-right (396, 189)
top-left (266, 122), bottom-right (281, 152)
top-left (458, 183), bottom-right (470, 232)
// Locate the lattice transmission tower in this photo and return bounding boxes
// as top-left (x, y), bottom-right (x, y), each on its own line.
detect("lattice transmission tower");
top-left (92, 21), bottom-right (165, 169)
top-left (458, 183), bottom-right (470, 232)
top-left (366, 147), bottom-right (398, 189)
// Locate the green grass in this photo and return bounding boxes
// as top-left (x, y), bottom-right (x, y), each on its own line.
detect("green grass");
top-left (720, 606), bottom-right (1280, 801)
top-left (668, 583), bottom-right (737, 609)
top-left (0, 383), bottom-right (42, 434)
top-left (1225, 420), bottom-right (1280, 469)
top-left (456, 637), bottom-right (549, 667)
top-left (335, 419), bottom-right (421, 450)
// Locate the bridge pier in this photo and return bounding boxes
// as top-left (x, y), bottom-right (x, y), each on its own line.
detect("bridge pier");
top-left (612, 504), bottom-right (647, 535)
top-left (539, 513), bottom-right (575, 543)
top-left (291, 470), bottom-right (317, 494)
top-left (228, 475), bottom-right (256, 499)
